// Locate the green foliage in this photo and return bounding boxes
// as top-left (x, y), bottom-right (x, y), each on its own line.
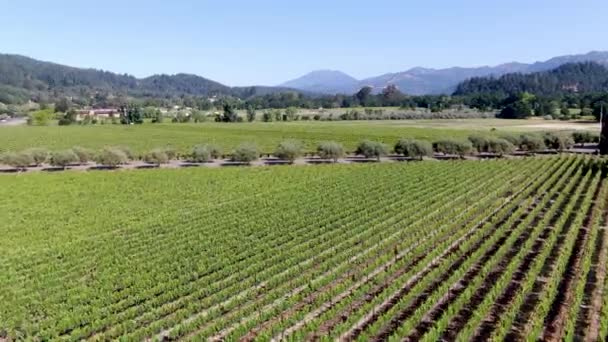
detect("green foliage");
top-left (1, 151), bottom-right (34, 169)
top-left (29, 108), bottom-right (54, 126)
top-left (394, 139), bottom-right (433, 159)
top-left (275, 140), bottom-right (303, 163)
top-left (50, 150), bottom-right (79, 168)
top-left (143, 149), bottom-right (169, 165)
top-left (95, 147), bottom-right (128, 167)
top-left (191, 145), bottom-right (212, 162)
top-left (355, 140), bottom-right (388, 160)
top-left (231, 143), bottom-right (258, 163)
top-left (519, 134), bottom-right (546, 152)
top-left (317, 141), bottom-right (344, 162)
top-left (433, 139), bottom-right (473, 156)
top-left (24, 148), bottom-right (49, 166)
top-left (262, 111), bottom-right (273, 122)
top-left (285, 107), bottom-right (297, 121)
top-left (572, 131), bottom-right (599, 145)
top-left (246, 106), bottom-right (256, 122)
top-left (72, 146), bottom-right (94, 164)
top-left (543, 132), bottom-right (574, 151)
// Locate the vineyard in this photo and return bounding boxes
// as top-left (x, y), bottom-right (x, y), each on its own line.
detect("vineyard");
top-left (1, 156), bottom-right (608, 341)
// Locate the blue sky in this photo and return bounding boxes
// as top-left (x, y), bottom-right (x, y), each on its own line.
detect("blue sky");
top-left (1, 0), bottom-right (607, 86)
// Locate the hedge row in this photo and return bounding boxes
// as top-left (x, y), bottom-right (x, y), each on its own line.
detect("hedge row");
top-left (0, 131), bottom-right (596, 169)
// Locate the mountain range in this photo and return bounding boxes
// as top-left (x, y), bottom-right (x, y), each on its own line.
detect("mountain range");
top-left (2, 51), bottom-right (608, 106)
top-left (279, 51), bottom-right (608, 95)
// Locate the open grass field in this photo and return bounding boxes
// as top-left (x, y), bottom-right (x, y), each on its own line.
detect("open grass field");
top-left (0, 118), bottom-right (599, 154)
top-left (1, 156), bottom-right (608, 341)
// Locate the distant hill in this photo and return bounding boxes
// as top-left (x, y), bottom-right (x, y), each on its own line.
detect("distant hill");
top-left (453, 62), bottom-right (608, 96)
top-left (279, 70), bottom-right (360, 95)
top-left (281, 51), bottom-right (608, 95)
top-left (0, 53), bottom-right (297, 104)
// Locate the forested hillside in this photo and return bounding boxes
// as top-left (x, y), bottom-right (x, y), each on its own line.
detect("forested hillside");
top-left (0, 54), bottom-right (296, 105)
top-left (454, 62), bottom-right (608, 97)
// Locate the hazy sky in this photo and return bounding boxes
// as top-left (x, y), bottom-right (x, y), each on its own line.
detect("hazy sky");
top-left (2, 0), bottom-right (607, 86)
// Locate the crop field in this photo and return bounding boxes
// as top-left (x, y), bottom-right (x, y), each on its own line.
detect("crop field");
top-left (1, 156), bottom-right (608, 341)
top-left (0, 119), bottom-right (595, 154)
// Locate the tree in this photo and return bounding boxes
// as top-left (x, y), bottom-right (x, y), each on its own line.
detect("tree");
top-left (246, 106), bottom-right (256, 122)
top-left (191, 145), bottom-right (211, 162)
top-left (262, 111), bottom-right (273, 122)
top-left (486, 138), bottom-right (514, 156)
top-left (24, 148), bottom-right (49, 166)
top-left (355, 86), bottom-right (373, 106)
top-left (543, 132), bottom-right (574, 151)
top-left (55, 98), bottom-right (70, 113)
top-left (317, 141), bottom-right (344, 163)
top-left (433, 139), bottom-right (473, 157)
top-left (1, 151), bottom-right (34, 170)
top-left (143, 149), bottom-right (169, 166)
top-left (519, 134), bottom-right (545, 152)
top-left (95, 148), bottom-right (128, 167)
top-left (29, 109), bottom-right (54, 126)
top-left (284, 107), bottom-right (297, 121)
top-left (231, 143), bottom-right (258, 163)
top-left (72, 146), bottom-right (94, 164)
top-left (275, 140), bottom-right (303, 163)
top-left (218, 103), bottom-right (239, 122)
top-left (50, 150), bottom-right (79, 169)
top-left (499, 100), bottom-right (533, 119)
top-left (151, 110), bottom-right (164, 123)
top-left (394, 139), bottom-right (433, 160)
top-left (355, 140), bottom-right (388, 161)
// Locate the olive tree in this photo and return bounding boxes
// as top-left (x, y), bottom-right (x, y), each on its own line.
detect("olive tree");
top-left (433, 139), bottom-right (473, 158)
top-left (143, 149), bottom-right (169, 166)
top-left (24, 148), bottom-right (49, 166)
top-left (95, 147), bottom-right (128, 168)
top-left (394, 139), bottom-right (433, 160)
top-left (355, 140), bottom-right (388, 161)
top-left (231, 143), bottom-right (259, 164)
top-left (275, 140), bottom-right (303, 163)
top-left (72, 146), bottom-right (95, 164)
top-left (191, 145), bottom-right (212, 162)
top-left (317, 141), bottom-right (344, 163)
top-left (1, 151), bottom-right (34, 170)
top-left (50, 150), bottom-right (79, 169)
top-left (519, 134), bottom-right (545, 152)
top-left (487, 138), bottom-right (514, 156)
top-left (543, 132), bottom-right (574, 151)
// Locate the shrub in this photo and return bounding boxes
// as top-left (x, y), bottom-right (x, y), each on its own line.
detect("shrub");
top-left (317, 141), bottom-right (344, 162)
top-left (1, 151), bottom-right (34, 169)
top-left (433, 139), bottom-right (473, 157)
top-left (394, 139), bottom-right (433, 160)
top-left (231, 143), bottom-right (259, 163)
top-left (191, 144), bottom-right (221, 162)
top-left (95, 148), bottom-right (128, 167)
top-left (543, 132), bottom-right (574, 151)
top-left (275, 140), bottom-right (303, 163)
top-left (72, 146), bottom-right (94, 164)
top-left (50, 150), bottom-right (79, 168)
top-left (116, 146), bottom-right (136, 160)
top-left (163, 147), bottom-right (178, 160)
top-left (24, 148), bottom-right (49, 166)
top-left (468, 135), bottom-right (491, 153)
top-left (143, 149), bottom-right (169, 165)
top-left (572, 131), bottom-right (598, 146)
top-left (519, 134), bottom-right (545, 152)
top-left (487, 138), bottom-right (514, 155)
top-left (355, 140), bottom-right (388, 160)
top-left (498, 133), bottom-right (522, 146)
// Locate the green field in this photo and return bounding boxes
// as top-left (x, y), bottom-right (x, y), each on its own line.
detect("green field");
top-left (0, 119), bottom-right (597, 154)
top-left (2, 156), bottom-right (608, 341)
